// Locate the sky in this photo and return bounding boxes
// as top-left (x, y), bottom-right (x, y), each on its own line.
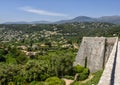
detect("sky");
top-left (0, 0), bottom-right (120, 23)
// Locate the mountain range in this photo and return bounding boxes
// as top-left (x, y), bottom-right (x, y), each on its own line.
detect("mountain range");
top-left (2, 16), bottom-right (120, 25)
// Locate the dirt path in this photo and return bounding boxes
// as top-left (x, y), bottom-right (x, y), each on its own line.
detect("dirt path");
top-left (63, 79), bottom-right (74, 85)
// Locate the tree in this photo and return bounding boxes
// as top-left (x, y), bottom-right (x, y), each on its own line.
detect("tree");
top-left (45, 77), bottom-right (65, 85)
top-left (16, 53), bottom-right (28, 64)
top-left (0, 49), bottom-right (6, 62)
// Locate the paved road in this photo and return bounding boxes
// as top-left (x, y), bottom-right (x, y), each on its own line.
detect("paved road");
top-left (63, 79), bottom-right (74, 85)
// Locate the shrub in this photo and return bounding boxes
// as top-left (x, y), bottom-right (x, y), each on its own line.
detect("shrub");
top-left (14, 76), bottom-right (26, 85)
top-left (68, 70), bottom-right (103, 85)
top-left (40, 74), bottom-right (50, 81)
top-left (64, 75), bottom-right (74, 80)
top-left (6, 55), bottom-right (17, 64)
top-left (82, 70), bottom-right (103, 85)
top-left (76, 68), bottom-right (90, 81)
top-left (30, 81), bottom-right (46, 85)
top-left (73, 65), bottom-right (84, 74)
top-left (70, 81), bottom-right (80, 85)
top-left (45, 77), bottom-right (65, 85)
top-left (37, 82), bottom-right (46, 85)
top-left (77, 73), bottom-right (88, 81)
top-left (16, 53), bottom-right (28, 64)
top-left (82, 68), bottom-right (90, 75)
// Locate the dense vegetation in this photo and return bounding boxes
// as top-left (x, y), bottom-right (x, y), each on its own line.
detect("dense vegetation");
top-left (0, 22), bottom-right (118, 45)
top-left (0, 22), bottom-right (120, 84)
top-left (0, 48), bottom-right (77, 84)
top-left (70, 70), bottom-right (103, 85)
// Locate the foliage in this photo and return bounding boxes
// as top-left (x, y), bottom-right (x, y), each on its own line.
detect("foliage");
top-left (70, 70), bottom-right (103, 85)
top-left (73, 65), bottom-right (84, 74)
top-left (6, 55), bottom-right (17, 64)
top-left (0, 49), bottom-right (6, 62)
top-left (30, 81), bottom-right (45, 85)
top-left (0, 49), bottom-right (76, 84)
top-left (82, 70), bottom-right (103, 85)
top-left (16, 53), bottom-right (28, 64)
top-left (70, 81), bottom-right (80, 85)
top-left (45, 77), bottom-right (65, 85)
top-left (0, 22), bottom-right (112, 84)
top-left (82, 68), bottom-right (90, 75)
top-left (76, 68), bottom-right (90, 81)
top-left (64, 75), bottom-right (74, 80)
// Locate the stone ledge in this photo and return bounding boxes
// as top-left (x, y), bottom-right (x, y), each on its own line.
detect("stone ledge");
top-left (98, 37), bottom-right (118, 85)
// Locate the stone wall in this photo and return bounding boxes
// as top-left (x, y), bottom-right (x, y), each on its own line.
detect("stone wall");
top-left (104, 38), bottom-right (117, 67)
top-left (114, 42), bottom-right (120, 85)
top-left (98, 37), bottom-right (118, 85)
top-left (74, 37), bottom-right (117, 73)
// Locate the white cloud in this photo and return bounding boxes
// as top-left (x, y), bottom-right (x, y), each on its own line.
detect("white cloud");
top-left (19, 6), bottom-right (68, 17)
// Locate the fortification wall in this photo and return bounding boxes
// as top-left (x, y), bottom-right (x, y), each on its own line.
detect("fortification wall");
top-left (74, 37), bottom-right (117, 73)
top-left (104, 37), bottom-right (117, 66)
top-left (98, 37), bottom-right (118, 85)
top-left (74, 37), bottom-right (106, 73)
top-left (114, 42), bottom-right (120, 85)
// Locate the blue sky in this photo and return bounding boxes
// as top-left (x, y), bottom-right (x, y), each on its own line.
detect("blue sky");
top-left (0, 0), bottom-right (120, 23)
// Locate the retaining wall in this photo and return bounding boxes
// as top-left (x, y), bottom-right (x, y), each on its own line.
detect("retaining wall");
top-left (98, 37), bottom-right (118, 85)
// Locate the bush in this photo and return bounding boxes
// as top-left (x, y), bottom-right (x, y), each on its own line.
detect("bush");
top-left (77, 73), bottom-right (88, 81)
top-left (64, 75), bottom-right (74, 80)
top-left (76, 68), bottom-right (90, 81)
top-left (40, 74), bottom-right (50, 81)
top-left (82, 70), bottom-right (103, 85)
top-left (45, 77), bottom-right (65, 85)
top-left (82, 68), bottom-right (90, 75)
top-left (73, 65), bottom-right (84, 74)
top-left (6, 55), bottom-right (17, 64)
top-left (16, 53), bottom-right (28, 64)
top-left (70, 81), bottom-right (80, 85)
top-left (37, 82), bottom-right (46, 85)
top-left (14, 76), bottom-right (26, 85)
top-left (67, 70), bottom-right (103, 85)
top-left (30, 81), bottom-right (46, 85)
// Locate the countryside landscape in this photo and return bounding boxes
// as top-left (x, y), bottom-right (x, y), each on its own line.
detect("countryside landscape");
top-left (0, 0), bottom-right (120, 85)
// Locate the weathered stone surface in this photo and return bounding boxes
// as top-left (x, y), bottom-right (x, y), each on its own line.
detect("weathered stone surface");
top-left (74, 37), bottom-right (120, 85)
top-left (98, 37), bottom-right (118, 85)
top-left (114, 42), bottom-right (120, 85)
top-left (74, 37), bottom-right (117, 73)
top-left (74, 37), bottom-right (106, 73)
top-left (104, 37), bottom-right (117, 67)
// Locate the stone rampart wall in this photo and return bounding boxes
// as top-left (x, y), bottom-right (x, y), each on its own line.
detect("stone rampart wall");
top-left (98, 37), bottom-right (118, 85)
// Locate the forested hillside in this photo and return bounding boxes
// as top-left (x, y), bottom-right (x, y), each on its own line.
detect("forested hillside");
top-left (0, 22), bottom-right (118, 44)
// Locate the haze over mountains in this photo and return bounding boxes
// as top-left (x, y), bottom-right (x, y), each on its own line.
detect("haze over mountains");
top-left (3, 21), bottom-right (51, 24)
top-left (55, 16), bottom-right (120, 24)
top-left (3, 16), bottom-right (120, 25)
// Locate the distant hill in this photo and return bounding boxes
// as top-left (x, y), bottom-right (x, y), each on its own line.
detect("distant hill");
top-left (98, 16), bottom-right (120, 25)
top-left (55, 16), bottom-right (120, 25)
top-left (2, 16), bottom-right (120, 25)
top-left (55, 16), bottom-right (96, 24)
top-left (30, 21), bottom-right (51, 24)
